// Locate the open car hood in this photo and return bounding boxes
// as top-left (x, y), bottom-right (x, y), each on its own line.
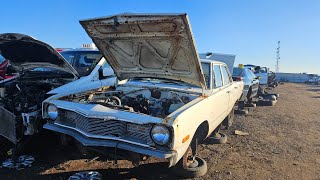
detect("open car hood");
top-left (0, 33), bottom-right (79, 77)
top-left (80, 13), bottom-right (205, 87)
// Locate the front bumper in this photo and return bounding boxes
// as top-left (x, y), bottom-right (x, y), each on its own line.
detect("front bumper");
top-left (44, 123), bottom-right (177, 166)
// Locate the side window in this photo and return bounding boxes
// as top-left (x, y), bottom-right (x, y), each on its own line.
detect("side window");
top-left (221, 65), bottom-right (231, 85)
top-left (201, 62), bottom-right (210, 89)
top-left (247, 69), bottom-right (256, 79)
top-left (213, 65), bottom-right (223, 88)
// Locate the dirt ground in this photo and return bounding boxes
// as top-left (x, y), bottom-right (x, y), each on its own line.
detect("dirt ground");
top-left (0, 83), bottom-right (320, 180)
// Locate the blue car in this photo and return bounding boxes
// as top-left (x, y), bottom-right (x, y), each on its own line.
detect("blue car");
top-left (233, 66), bottom-right (260, 107)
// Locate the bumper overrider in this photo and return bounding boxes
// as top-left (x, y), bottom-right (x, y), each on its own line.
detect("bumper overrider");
top-left (43, 105), bottom-right (177, 167)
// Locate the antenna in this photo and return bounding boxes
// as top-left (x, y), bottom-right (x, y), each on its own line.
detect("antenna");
top-left (276, 41), bottom-right (280, 73)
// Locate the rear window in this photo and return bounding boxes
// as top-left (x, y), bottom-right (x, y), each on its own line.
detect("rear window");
top-left (233, 68), bottom-right (243, 76)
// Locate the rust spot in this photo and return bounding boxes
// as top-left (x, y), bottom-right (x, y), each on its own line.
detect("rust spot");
top-left (163, 116), bottom-right (171, 124)
top-left (200, 94), bottom-right (208, 98)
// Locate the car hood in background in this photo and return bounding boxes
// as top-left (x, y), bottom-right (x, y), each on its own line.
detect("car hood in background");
top-left (0, 33), bottom-right (79, 77)
top-left (80, 13), bottom-right (205, 87)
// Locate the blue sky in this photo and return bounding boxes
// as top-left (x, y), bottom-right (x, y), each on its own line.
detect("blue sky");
top-left (1, 0), bottom-right (319, 74)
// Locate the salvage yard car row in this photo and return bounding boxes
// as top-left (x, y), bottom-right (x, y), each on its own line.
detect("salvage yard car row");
top-left (0, 13), bottom-right (277, 178)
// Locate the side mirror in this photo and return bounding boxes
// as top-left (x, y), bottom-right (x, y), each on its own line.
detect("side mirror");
top-left (102, 67), bottom-right (114, 77)
top-left (255, 76), bottom-right (261, 80)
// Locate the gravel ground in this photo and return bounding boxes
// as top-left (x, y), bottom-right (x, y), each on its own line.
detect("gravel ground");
top-left (0, 83), bottom-right (320, 180)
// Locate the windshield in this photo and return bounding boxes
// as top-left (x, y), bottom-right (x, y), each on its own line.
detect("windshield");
top-left (60, 50), bottom-right (102, 76)
top-left (130, 77), bottom-right (197, 87)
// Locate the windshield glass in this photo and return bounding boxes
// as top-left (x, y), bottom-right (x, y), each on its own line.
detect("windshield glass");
top-left (130, 77), bottom-right (198, 87)
top-left (60, 50), bottom-right (102, 76)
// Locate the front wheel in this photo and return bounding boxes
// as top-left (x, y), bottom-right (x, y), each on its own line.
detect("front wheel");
top-left (171, 146), bottom-right (207, 178)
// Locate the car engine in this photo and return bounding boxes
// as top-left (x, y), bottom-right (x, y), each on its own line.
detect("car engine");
top-left (0, 79), bottom-right (65, 139)
top-left (63, 87), bottom-right (199, 118)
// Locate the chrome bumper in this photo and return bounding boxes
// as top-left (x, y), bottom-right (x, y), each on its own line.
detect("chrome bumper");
top-left (44, 123), bottom-right (177, 166)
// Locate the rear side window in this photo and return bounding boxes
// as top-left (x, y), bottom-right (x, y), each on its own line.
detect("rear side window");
top-left (201, 62), bottom-right (210, 89)
top-left (213, 65), bottom-right (223, 88)
top-left (221, 66), bottom-right (231, 85)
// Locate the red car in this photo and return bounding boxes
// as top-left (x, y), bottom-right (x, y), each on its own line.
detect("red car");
top-left (0, 59), bottom-right (16, 80)
top-left (0, 59), bottom-right (9, 80)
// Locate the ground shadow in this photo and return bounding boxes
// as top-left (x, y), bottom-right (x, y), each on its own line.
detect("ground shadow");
top-left (32, 162), bottom-right (178, 180)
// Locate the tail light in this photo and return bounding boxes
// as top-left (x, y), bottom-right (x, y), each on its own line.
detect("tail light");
top-left (233, 77), bottom-right (243, 81)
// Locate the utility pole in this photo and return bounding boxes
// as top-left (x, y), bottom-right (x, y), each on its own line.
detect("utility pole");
top-left (276, 41), bottom-right (280, 73)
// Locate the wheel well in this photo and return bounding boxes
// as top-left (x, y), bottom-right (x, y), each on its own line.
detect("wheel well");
top-left (194, 121), bottom-right (209, 142)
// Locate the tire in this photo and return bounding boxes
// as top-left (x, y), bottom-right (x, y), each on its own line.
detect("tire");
top-left (172, 156), bottom-right (207, 178)
top-left (222, 107), bottom-right (235, 129)
top-left (207, 132), bottom-right (228, 144)
top-left (258, 99), bottom-right (277, 106)
top-left (265, 100), bottom-right (277, 106)
top-left (245, 103), bottom-right (256, 108)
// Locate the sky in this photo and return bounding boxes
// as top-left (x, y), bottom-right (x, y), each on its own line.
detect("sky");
top-left (1, 0), bottom-right (319, 74)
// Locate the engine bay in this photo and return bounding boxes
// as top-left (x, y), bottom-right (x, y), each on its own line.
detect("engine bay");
top-left (0, 78), bottom-right (67, 138)
top-left (61, 86), bottom-right (200, 118)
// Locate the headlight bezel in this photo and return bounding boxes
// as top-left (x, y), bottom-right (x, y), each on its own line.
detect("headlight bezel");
top-left (150, 124), bottom-right (171, 146)
top-left (47, 104), bottom-right (58, 120)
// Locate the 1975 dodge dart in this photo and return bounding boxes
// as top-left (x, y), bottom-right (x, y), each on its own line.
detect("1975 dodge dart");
top-left (42, 13), bottom-right (244, 178)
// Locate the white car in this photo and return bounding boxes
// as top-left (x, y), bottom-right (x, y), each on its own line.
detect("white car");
top-left (42, 14), bottom-right (243, 178)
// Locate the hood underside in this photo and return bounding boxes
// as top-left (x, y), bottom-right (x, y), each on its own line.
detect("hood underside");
top-left (80, 13), bottom-right (205, 87)
top-left (0, 33), bottom-right (79, 77)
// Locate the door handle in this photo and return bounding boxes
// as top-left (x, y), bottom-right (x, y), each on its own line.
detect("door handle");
top-left (234, 87), bottom-right (238, 89)
top-left (226, 91), bottom-right (231, 93)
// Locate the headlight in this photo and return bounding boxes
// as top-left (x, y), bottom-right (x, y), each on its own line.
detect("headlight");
top-left (151, 125), bottom-right (170, 145)
top-left (47, 104), bottom-right (58, 120)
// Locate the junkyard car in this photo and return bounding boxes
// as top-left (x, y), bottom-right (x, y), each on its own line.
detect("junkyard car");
top-left (60, 48), bottom-right (103, 77)
top-left (233, 65), bottom-right (259, 108)
top-left (245, 64), bottom-right (268, 85)
top-left (0, 33), bottom-right (115, 158)
top-left (42, 14), bottom-right (244, 178)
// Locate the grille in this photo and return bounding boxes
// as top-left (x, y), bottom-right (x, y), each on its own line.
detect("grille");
top-left (57, 109), bottom-right (154, 146)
